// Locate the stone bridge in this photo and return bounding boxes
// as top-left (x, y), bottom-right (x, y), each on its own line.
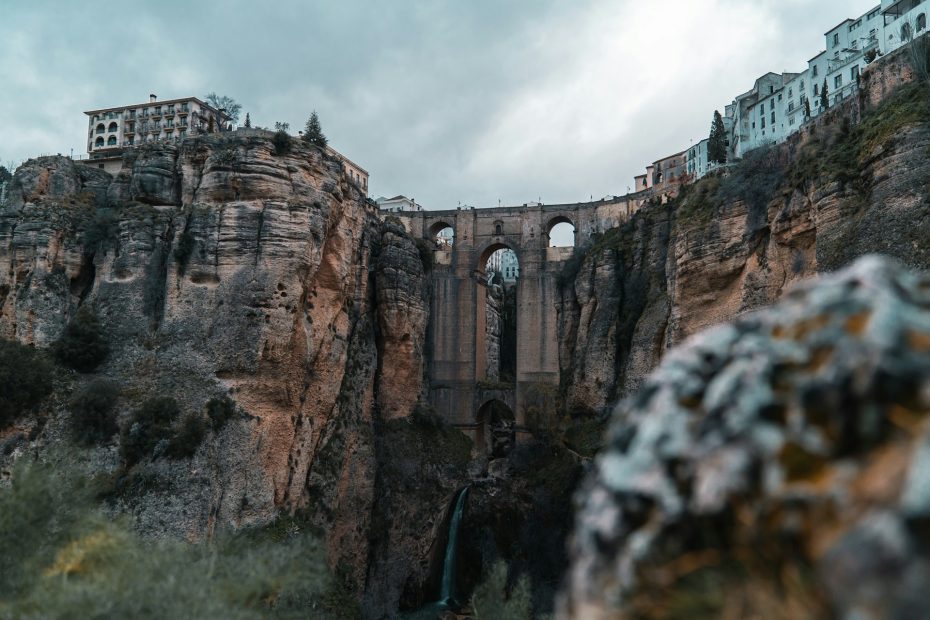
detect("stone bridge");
top-left (387, 195), bottom-right (644, 450)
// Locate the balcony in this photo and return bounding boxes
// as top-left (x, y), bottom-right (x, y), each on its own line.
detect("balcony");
top-left (179, 107), bottom-right (189, 115)
top-left (164, 108), bottom-right (175, 116)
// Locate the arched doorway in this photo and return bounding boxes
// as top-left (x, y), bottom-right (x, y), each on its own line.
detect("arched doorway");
top-left (476, 399), bottom-right (515, 457)
top-left (546, 216), bottom-right (576, 247)
top-left (476, 243), bottom-right (519, 383)
top-left (428, 221), bottom-right (455, 248)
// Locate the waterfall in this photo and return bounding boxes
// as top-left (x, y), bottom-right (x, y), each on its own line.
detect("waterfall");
top-left (439, 486), bottom-right (469, 608)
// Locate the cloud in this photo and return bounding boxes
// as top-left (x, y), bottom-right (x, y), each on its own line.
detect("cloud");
top-left (1, 0), bottom-right (881, 204)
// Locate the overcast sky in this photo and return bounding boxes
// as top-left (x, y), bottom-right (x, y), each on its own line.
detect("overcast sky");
top-left (1, 0), bottom-right (879, 209)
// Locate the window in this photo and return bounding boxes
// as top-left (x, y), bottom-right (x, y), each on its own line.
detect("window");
top-left (761, 117), bottom-right (766, 129)
top-left (833, 33), bottom-right (840, 46)
top-left (95, 123), bottom-right (105, 135)
top-left (835, 75), bottom-right (843, 88)
top-left (903, 23), bottom-right (912, 40)
top-left (812, 65), bottom-right (819, 77)
top-left (788, 88), bottom-right (793, 97)
top-left (94, 137), bottom-right (104, 147)
top-left (771, 111), bottom-right (775, 124)
top-left (851, 66), bottom-right (859, 80)
top-left (814, 83), bottom-right (820, 95)
top-left (778, 93), bottom-right (782, 101)
top-left (108, 122), bottom-right (118, 132)
top-left (760, 102), bottom-right (765, 114)
top-left (107, 136), bottom-right (117, 146)
top-left (919, 14), bottom-right (927, 31)
top-left (788, 101), bottom-right (795, 112)
top-left (769, 85), bottom-right (774, 94)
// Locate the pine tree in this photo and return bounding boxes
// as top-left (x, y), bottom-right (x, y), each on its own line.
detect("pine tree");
top-left (820, 79), bottom-right (829, 110)
top-left (302, 111), bottom-right (327, 148)
top-left (244, 113), bottom-right (251, 128)
top-left (708, 110), bottom-right (728, 164)
top-left (804, 98), bottom-right (812, 119)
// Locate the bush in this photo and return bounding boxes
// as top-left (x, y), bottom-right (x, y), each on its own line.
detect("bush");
top-left (173, 228), bottom-right (195, 274)
top-left (166, 412), bottom-right (208, 459)
top-left (0, 459), bottom-right (333, 617)
top-left (120, 397), bottom-right (181, 465)
top-left (471, 561), bottom-right (532, 620)
top-left (0, 339), bottom-right (54, 427)
top-left (272, 130), bottom-right (292, 156)
top-left (82, 208), bottom-right (120, 255)
top-left (206, 396), bottom-right (237, 431)
top-left (69, 380), bottom-right (120, 445)
top-left (52, 306), bottom-right (109, 373)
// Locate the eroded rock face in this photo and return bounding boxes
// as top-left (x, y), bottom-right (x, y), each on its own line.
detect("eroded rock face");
top-left (0, 134), bottom-right (440, 616)
top-left (563, 256), bottom-right (930, 619)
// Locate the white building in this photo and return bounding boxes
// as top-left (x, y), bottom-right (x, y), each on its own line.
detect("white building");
top-left (376, 195), bottom-right (423, 212)
top-left (881, 0), bottom-right (929, 54)
top-left (487, 249), bottom-right (519, 284)
top-left (686, 139), bottom-right (711, 181)
top-left (84, 95), bottom-right (230, 174)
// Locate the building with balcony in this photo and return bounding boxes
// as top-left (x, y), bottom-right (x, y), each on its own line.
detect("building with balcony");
top-left (881, 0), bottom-right (929, 54)
top-left (326, 146), bottom-right (369, 195)
top-left (83, 94), bottom-right (231, 174)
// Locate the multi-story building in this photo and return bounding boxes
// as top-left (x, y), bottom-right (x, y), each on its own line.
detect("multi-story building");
top-left (881, 0), bottom-right (929, 54)
top-left (84, 95), bottom-right (231, 174)
top-left (376, 195), bottom-right (422, 212)
top-left (326, 146), bottom-right (369, 195)
top-left (686, 138), bottom-right (710, 180)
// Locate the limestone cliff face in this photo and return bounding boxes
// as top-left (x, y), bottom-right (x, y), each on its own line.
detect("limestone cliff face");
top-left (558, 75), bottom-right (930, 418)
top-left (0, 133), bottom-right (442, 615)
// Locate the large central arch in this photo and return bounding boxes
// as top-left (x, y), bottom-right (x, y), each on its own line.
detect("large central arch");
top-left (475, 242), bottom-right (519, 383)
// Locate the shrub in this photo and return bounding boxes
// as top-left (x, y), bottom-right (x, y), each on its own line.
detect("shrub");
top-left (69, 380), bottom-right (120, 445)
top-left (173, 228), bottom-right (195, 274)
top-left (82, 208), bottom-right (120, 255)
top-left (0, 459), bottom-right (333, 617)
top-left (52, 306), bottom-right (109, 373)
top-left (166, 412), bottom-right (208, 459)
top-left (471, 561), bottom-right (532, 620)
top-left (120, 397), bottom-right (180, 465)
top-left (0, 339), bottom-right (54, 427)
top-left (206, 396), bottom-right (237, 431)
top-left (272, 130), bottom-right (292, 156)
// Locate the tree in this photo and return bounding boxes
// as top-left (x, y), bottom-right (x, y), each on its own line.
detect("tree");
top-left (0, 165), bottom-right (11, 184)
top-left (52, 305), bottom-right (109, 373)
top-left (708, 110), bottom-right (728, 164)
top-left (820, 79), bottom-right (829, 110)
top-left (243, 112), bottom-right (251, 128)
top-left (274, 121), bottom-right (290, 132)
top-left (804, 97), bottom-right (812, 119)
top-left (203, 92), bottom-right (242, 124)
top-left (302, 111), bottom-right (328, 148)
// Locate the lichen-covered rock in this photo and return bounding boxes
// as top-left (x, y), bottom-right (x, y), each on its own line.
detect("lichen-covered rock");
top-left (563, 256), bottom-right (930, 619)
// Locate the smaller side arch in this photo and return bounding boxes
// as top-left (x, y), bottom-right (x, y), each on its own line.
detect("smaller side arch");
top-left (428, 221), bottom-right (455, 248)
top-left (545, 215), bottom-right (576, 248)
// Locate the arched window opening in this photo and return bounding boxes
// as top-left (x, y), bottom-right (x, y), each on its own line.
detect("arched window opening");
top-left (107, 136), bottom-right (117, 146)
top-left (902, 22), bottom-right (912, 41)
top-left (494, 220), bottom-right (503, 236)
top-left (108, 122), bottom-right (118, 132)
top-left (428, 221), bottom-right (455, 248)
top-left (547, 218), bottom-right (576, 248)
top-left (94, 137), bottom-right (104, 147)
top-left (919, 13), bottom-right (927, 32)
top-left (483, 246), bottom-right (518, 384)
top-left (95, 123), bottom-right (105, 135)
top-left (476, 400), bottom-right (515, 457)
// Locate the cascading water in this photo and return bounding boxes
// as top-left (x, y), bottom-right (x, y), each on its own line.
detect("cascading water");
top-left (438, 486), bottom-right (469, 609)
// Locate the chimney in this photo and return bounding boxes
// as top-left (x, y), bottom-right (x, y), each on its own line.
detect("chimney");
top-left (149, 94), bottom-right (157, 103)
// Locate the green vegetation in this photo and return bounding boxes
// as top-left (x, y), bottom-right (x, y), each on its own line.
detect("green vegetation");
top-left (68, 380), bottom-right (120, 445)
top-left (708, 110), bottom-right (728, 164)
top-left (120, 396), bottom-right (181, 465)
top-left (82, 208), bottom-right (120, 255)
top-left (206, 396), bottom-right (237, 431)
top-left (244, 112), bottom-right (252, 128)
top-left (0, 165), bottom-right (11, 184)
top-left (470, 561), bottom-right (532, 620)
top-left (165, 411), bottom-right (209, 459)
top-left (0, 459), bottom-right (335, 618)
top-left (272, 130), bottom-right (292, 156)
top-left (0, 338), bottom-right (54, 427)
top-left (787, 81), bottom-right (930, 194)
top-left (302, 111), bottom-right (328, 149)
top-left (52, 306), bottom-right (109, 373)
top-left (204, 92), bottom-right (242, 124)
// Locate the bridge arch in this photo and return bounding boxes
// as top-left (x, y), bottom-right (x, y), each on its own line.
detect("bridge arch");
top-left (546, 215), bottom-right (576, 247)
top-left (428, 220), bottom-right (455, 248)
top-left (476, 399), bottom-right (515, 456)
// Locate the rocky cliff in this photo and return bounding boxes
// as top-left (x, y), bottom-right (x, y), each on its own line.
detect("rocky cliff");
top-left (0, 133), bottom-right (461, 617)
top-left (563, 255), bottom-right (930, 619)
top-left (558, 75), bottom-right (930, 420)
